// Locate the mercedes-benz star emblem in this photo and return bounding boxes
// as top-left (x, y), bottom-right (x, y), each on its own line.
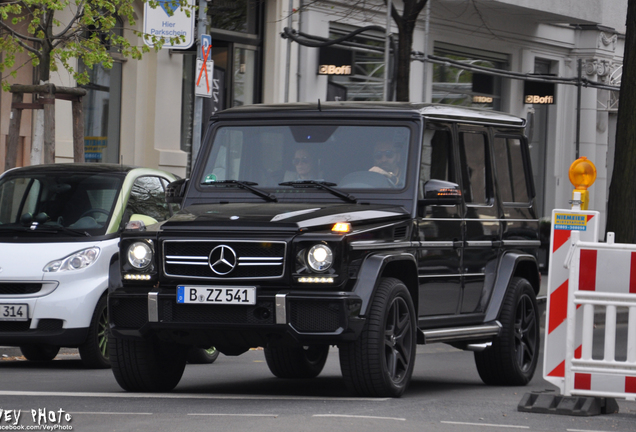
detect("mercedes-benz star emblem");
top-left (209, 245), bottom-right (237, 275)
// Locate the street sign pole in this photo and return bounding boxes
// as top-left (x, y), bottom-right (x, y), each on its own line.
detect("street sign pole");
top-left (190, 0), bottom-right (208, 176)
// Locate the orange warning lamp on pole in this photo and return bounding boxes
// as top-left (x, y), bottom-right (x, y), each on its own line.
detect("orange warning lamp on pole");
top-left (568, 157), bottom-right (596, 210)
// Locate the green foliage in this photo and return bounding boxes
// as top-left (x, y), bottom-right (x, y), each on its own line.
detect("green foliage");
top-left (0, 0), bottom-right (194, 86)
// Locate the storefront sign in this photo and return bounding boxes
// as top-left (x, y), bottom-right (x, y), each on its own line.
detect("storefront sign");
top-left (524, 81), bottom-right (555, 104)
top-left (318, 47), bottom-right (353, 76)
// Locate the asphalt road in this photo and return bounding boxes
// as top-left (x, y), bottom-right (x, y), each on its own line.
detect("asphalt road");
top-left (1, 327), bottom-right (635, 432)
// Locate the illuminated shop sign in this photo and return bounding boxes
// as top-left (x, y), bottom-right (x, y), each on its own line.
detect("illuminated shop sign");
top-left (472, 96), bottom-right (493, 103)
top-left (318, 47), bottom-right (353, 76)
top-left (471, 73), bottom-right (495, 105)
top-left (524, 80), bottom-right (555, 104)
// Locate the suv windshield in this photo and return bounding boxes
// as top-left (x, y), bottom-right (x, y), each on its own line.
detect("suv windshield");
top-left (0, 171), bottom-right (123, 237)
top-left (199, 124), bottom-right (411, 192)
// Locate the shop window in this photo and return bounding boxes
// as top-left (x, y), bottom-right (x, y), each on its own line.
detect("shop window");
top-left (80, 19), bottom-right (123, 164)
top-left (208, 0), bottom-right (261, 35)
top-left (432, 42), bottom-right (507, 110)
top-left (327, 24), bottom-right (385, 101)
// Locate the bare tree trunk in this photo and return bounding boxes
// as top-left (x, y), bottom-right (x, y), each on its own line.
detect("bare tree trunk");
top-left (72, 99), bottom-right (85, 162)
top-left (606, 0), bottom-right (636, 243)
top-left (5, 92), bottom-right (23, 170)
top-left (390, 0), bottom-right (428, 102)
top-left (42, 84), bottom-right (56, 164)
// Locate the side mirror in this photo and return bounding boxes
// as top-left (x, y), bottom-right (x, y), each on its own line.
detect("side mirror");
top-left (420, 179), bottom-right (462, 206)
top-left (166, 178), bottom-right (188, 205)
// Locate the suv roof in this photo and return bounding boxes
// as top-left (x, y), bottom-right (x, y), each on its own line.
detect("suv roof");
top-left (213, 102), bottom-right (526, 128)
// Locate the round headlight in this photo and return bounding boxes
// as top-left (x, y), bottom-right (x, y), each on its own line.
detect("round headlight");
top-left (127, 241), bottom-right (153, 269)
top-left (307, 244), bottom-right (333, 272)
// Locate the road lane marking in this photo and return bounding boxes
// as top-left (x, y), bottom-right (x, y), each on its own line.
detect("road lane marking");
top-left (441, 421), bottom-right (529, 429)
top-left (188, 413), bottom-right (278, 417)
top-left (0, 390), bottom-right (387, 402)
top-left (567, 429), bottom-right (616, 432)
top-left (314, 414), bottom-right (405, 421)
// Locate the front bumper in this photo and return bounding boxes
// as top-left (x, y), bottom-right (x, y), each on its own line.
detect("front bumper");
top-left (0, 323), bottom-right (88, 346)
top-left (109, 289), bottom-right (365, 347)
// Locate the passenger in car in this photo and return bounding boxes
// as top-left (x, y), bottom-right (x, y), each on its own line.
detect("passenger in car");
top-left (284, 147), bottom-right (322, 181)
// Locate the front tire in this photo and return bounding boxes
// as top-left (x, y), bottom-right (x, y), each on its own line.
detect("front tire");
top-left (339, 277), bottom-right (416, 397)
top-left (79, 295), bottom-right (110, 369)
top-left (474, 277), bottom-right (540, 386)
top-left (19, 344), bottom-right (60, 362)
top-left (109, 335), bottom-right (187, 392)
top-left (264, 345), bottom-right (329, 378)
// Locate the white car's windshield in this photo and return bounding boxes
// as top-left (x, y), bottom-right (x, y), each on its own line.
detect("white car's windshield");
top-left (0, 172), bottom-right (123, 236)
top-left (199, 124), bottom-right (411, 192)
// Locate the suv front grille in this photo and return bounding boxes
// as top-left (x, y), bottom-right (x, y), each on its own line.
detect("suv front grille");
top-left (163, 240), bottom-right (286, 279)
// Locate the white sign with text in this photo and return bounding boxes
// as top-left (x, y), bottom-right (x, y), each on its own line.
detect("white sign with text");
top-left (143, 0), bottom-right (195, 49)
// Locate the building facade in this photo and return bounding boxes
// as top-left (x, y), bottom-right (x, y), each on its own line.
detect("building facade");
top-left (0, 0), bottom-right (626, 236)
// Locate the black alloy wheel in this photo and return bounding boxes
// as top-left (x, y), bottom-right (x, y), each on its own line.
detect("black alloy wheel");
top-left (474, 277), bottom-right (540, 386)
top-left (339, 277), bottom-right (416, 397)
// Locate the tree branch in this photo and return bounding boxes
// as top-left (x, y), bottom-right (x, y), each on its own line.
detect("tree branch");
top-left (52, 0), bottom-right (85, 39)
top-left (0, 20), bottom-right (42, 55)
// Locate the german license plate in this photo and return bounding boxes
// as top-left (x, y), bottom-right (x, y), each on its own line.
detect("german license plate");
top-left (0, 304), bottom-right (28, 321)
top-left (177, 286), bottom-right (256, 305)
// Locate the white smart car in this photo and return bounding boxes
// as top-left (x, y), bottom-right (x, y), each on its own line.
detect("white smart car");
top-left (0, 163), bottom-right (179, 368)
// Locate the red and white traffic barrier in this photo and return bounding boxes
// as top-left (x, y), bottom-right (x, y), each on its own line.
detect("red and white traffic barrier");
top-left (543, 208), bottom-right (599, 393)
top-left (564, 232), bottom-right (636, 401)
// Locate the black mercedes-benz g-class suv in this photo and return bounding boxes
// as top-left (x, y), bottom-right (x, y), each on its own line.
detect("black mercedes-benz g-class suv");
top-left (108, 102), bottom-right (541, 397)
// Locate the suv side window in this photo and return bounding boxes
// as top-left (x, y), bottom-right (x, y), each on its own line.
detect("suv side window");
top-left (458, 130), bottom-right (493, 205)
top-left (419, 126), bottom-right (454, 199)
top-left (493, 135), bottom-right (530, 204)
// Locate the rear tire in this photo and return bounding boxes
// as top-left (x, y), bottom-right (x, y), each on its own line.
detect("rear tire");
top-left (79, 295), bottom-right (110, 369)
top-left (109, 335), bottom-right (187, 392)
top-left (264, 345), bottom-right (329, 379)
top-left (474, 277), bottom-right (540, 386)
top-left (19, 344), bottom-right (60, 362)
top-left (339, 277), bottom-right (416, 397)
top-left (187, 347), bottom-right (220, 364)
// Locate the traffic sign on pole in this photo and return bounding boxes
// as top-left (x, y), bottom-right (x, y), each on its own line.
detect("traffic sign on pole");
top-left (143, 0), bottom-right (195, 49)
top-left (200, 34), bottom-right (212, 59)
top-left (195, 44), bottom-right (213, 98)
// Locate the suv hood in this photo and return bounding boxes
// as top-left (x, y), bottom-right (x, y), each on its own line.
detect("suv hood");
top-left (161, 203), bottom-right (410, 232)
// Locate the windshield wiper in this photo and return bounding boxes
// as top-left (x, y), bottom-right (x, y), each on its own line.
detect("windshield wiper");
top-left (279, 180), bottom-right (357, 203)
top-left (41, 225), bottom-right (91, 237)
top-left (202, 180), bottom-right (277, 202)
top-left (0, 224), bottom-right (90, 237)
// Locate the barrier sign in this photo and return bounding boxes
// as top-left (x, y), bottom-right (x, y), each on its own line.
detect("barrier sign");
top-left (554, 213), bottom-right (590, 231)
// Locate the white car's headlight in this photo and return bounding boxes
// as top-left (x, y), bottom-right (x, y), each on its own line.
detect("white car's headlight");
top-left (43, 247), bottom-right (101, 272)
top-left (307, 244), bottom-right (333, 272)
top-left (127, 241), bottom-right (153, 269)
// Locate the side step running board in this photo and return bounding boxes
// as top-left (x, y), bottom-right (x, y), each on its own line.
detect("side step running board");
top-left (421, 321), bottom-right (501, 344)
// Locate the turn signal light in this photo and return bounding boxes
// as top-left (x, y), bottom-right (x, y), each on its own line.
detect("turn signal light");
top-left (332, 222), bottom-right (351, 233)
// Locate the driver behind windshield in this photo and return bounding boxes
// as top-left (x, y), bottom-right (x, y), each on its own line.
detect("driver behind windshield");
top-left (369, 141), bottom-right (404, 187)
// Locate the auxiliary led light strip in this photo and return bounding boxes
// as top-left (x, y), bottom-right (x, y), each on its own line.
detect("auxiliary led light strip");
top-left (298, 276), bottom-right (334, 283)
top-left (124, 274), bottom-right (152, 280)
